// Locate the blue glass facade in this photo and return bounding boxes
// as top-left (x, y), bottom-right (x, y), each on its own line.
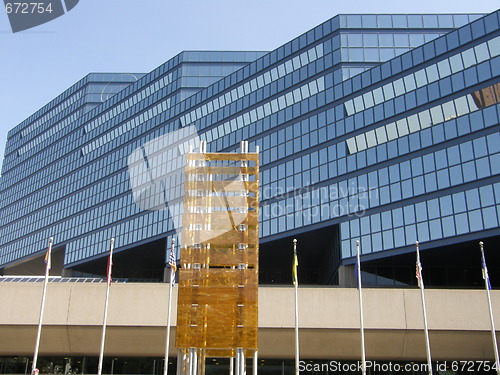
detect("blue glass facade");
top-left (0, 12), bottom-right (499, 281)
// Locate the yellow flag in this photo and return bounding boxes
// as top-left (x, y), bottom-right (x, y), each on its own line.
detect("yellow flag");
top-left (292, 252), bottom-right (298, 286)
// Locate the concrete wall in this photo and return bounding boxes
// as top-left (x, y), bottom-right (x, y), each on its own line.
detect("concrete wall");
top-left (0, 283), bottom-right (498, 360)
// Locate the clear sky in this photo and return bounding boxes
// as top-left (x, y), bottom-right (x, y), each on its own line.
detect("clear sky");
top-left (0, 0), bottom-right (499, 173)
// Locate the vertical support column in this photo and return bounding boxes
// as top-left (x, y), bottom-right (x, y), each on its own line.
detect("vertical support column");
top-left (188, 348), bottom-right (197, 375)
top-left (229, 357), bottom-right (234, 375)
top-left (196, 349), bottom-right (205, 375)
top-left (235, 348), bottom-right (245, 375)
top-left (176, 350), bottom-right (183, 375)
top-left (252, 351), bottom-right (257, 375)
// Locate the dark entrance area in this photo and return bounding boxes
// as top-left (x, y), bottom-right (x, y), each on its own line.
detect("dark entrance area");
top-left (71, 238), bottom-right (167, 282)
top-left (259, 224), bottom-right (340, 286)
top-left (360, 234), bottom-right (500, 288)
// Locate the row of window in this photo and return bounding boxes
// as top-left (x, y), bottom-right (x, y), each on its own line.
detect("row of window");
top-left (341, 47), bottom-right (412, 63)
top-left (256, 82), bottom-right (498, 197)
top-left (346, 86), bottom-right (495, 154)
top-left (180, 63), bottom-right (249, 77)
top-left (329, 13), bottom-right (499, 105)
top-left (175, 13), bottom-right (493, 115)
top-left (260, 103), bottom-right (499, 205)
top-left (338, 13), bottom-right (482, 30)
top-left (17, 107), bottom-right (85, 156)
top-left (21, 89), bottom-right (84, 139)
top-left (260, 131), bottom-right (500, 238)
top-left (82, 96), bottom-right (172, 155)
top-left (344, 186), bottom-right (497, 240)
top-left (344, 36), bottom-right (499, 117)
top-left (340, 182), bottom-right (500, 258)
top-left (6, 73), bottom-right (140, 159)
top-left (179, 44), bottom-right (324, 127)
top-left (81, 45), bottom-right (327, 162)
top-left (340, 32), bottom-right (445, 49)
top-left (83, 71), bottom-right (174, 134)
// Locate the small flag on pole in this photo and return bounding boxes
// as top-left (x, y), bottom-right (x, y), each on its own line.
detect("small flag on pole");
top-left (354, 245), bottom-right (360, 290)
top-left (416, 260), bottom-right (423, 289)
top-left (44, 243), bottom-right (52, 270)
top-left (292, 240), bottom-right (298, 286)
top-left (481, 242), bottom-right (492, 290)
top-left (106, 254), bottom-right (112, 286)
top-left (168, 240), bottom-right (177, 286)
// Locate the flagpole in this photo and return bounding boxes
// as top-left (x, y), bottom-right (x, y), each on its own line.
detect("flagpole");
top-left (98, 238), bottom-right (115, 375)
top-left (355, 240), bottom-right (366, 375)
top-left (480, 241), bottom-right (500, 375)
top-left (415, 241), bottom-right (433, 375)
top-left (164, 238), bottom-right (176, 375)
top-left (32, 236), bottom-right (53, 375)
top-left (293, 239), bottom-right (299, 375)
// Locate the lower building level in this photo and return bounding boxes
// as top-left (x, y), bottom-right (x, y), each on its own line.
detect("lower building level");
top-left (1, 282), bottom-right (499, 369)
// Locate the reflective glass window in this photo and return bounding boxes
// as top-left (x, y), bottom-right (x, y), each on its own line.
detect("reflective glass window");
top-left (394, 227), bottom-right (405, 247)
top-left (427, 198), bottom-right (440, 220)
top-left (363, 34), bottom-right (378, 47)
top-left (460, 141), bottom-right (474, 162)
top-left (349, 34), bottom-right (363, 47)
top-left (404, 74), bottom-right (416, 91)
top-left (362, 15), bottom-right (377, 28)
top-left (437, 60), bottom-right (452, 78)
top-left (409, 33), bottom-right (424, 47)
top-left (415, 69), bottom-right (428, 88)
top-left (461, 48), bottom-right (476, 68)
top-left (474, 43), bottom-right (490, 63)
top-left (379, 34), bottom-right (394, 47)
top-left (394, 33), bottom-right (409, 47)
top-left (415, 202), bottom-right (427, 222)
top-left (442, 216), bottom-right (456, 237)
top-left (449, 165), bottom-right (463, 185)
top-left (479, 185), bottom-right (495, 207)
top-left (469, 209), bottom-right (484, 232)
top-left (417, 222), bottom-right (430, 242)
top-left (466, 188), bottom-right (480, 210)
top-left (462, 161), bottom-right (477, 182)
top-left (383, 230), bottom-right (394, 249)
top-left (455, 213), bottom-right (469, 234)
top-left (482, 206), bottom-right (498, 229)
top-left (449, 54), bottom-right (464, 73)
top-left (426, 65), bottom-right (439, 83)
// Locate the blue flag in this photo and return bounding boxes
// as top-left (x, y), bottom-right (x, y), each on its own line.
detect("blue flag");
top-left (481, 250), bottom-right (492, 290)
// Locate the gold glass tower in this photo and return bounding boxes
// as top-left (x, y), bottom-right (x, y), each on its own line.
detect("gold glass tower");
top-left (176, 141), bottom-right (259, 374)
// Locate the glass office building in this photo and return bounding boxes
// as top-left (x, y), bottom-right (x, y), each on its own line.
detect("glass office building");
top-left (1, 12), bottom-right (499, 288)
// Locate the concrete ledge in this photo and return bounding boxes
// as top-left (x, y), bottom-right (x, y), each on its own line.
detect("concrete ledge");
top-left (0, 283), bottom-right (499, 359)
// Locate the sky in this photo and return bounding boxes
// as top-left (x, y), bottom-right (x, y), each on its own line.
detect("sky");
top-left (0, 0), bottom-right (499, 173)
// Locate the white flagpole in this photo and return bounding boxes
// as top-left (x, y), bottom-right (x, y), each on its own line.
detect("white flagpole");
top-left (98, 238), bottom-right (115, 375)
top-left (480, 241), bottom-right (500, 375)
top-left (356, 240), bottom-right (366, 375)
top-left (32, 237), bottom-right (53, 375)
top-left (293, 239), bottom-right (299, 375)
top-left (415, 241), bottom-right (433, 375)
top-left (164, 238), bottom-right (176, 375)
